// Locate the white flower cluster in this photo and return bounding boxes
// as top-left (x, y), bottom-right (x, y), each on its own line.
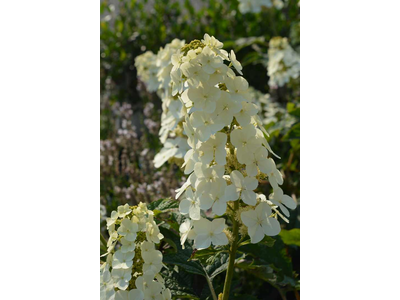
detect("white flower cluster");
top-left (134, 51), bottom-right (159, 92)
top-left (170, 34), bottom-right (296, 248)
top-left (238, 0), bottom-right (284, 14)
top-left (100, 203), bottom-right (171, 300)
top-left (267, 37), bottom-right (300, 88)
top-left (135, 40), bottom-right (191, 169)
top-left (247, 87), bottom-right (289, 125)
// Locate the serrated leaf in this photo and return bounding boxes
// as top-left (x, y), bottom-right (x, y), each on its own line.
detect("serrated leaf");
top-left (238, 236), bottom-right (275, 248)
top-left (193, 248), bottom-right (223, 261)
top-left (147, 198), bottom-right (179, 212)
top-left (160, 227), bottom-right (206, 277)
top-left (163, 252), bottom-right (205, 277)
top-left (162, 267), bottom-right (200, 299)
top-left (163, 237), bottom-right (178, 253)
top-left (168, 212), bottom-right (184, 232)
top-left (240, 237), bottom-right (293, 278)
top-left (206, 252), bottom-right (245, 280)
top-left (238, 264), bottom-right (276, 282)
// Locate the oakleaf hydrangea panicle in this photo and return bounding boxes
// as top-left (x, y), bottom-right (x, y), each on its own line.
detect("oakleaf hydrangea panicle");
top-left (100, 203), bottom-right (171, 300)
top-left (134, 39), bottom-right (190, 169)
top-left (267, 36), bottom-right (300, 88)
top-left (167, 34), bottom-right (297, 249)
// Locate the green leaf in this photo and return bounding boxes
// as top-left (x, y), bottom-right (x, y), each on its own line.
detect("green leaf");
top-left (148, 198), bottom-right (179, 212)
top-left (162, 267), bottom-right (200, 299)
top-left (238, 236), bottom-right (275, 249)
top-left (239, 264), bottom-right (276, 282)
top-left (206, 252), bottom-right (230, 279)
top-left (287, 103), bottom-right (300, 117)
top-left (163, 251), bottom-right (205, 277)
top-left (279, 228), bottom-right (300, 247)
top-left (160, 227), bottom-right (205, 277)
top-left (240, 237), bottom-right (293, 278)
top-left (163, 237), bottom-right (178, 253)
top-left (282, 122), bottom-right (300, 140)
top-left (205, 252), bottom-right (245, 280)
top-left (167, 212), bottom-right (184, 232)
top-left (193, 248), bottom-right (224, 261)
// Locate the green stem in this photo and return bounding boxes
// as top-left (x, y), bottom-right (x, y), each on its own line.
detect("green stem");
top-left (100, 233), bottom-right (108, 248)
top-left (200, 263), bottom-right (217, 300)
top-left (222, 201), bottom-right (239, 300)
top-left (205, 272), bottom-right (218, 300)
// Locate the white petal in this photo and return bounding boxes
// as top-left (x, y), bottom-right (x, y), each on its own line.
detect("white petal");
top-left (195, 234), bottom-right (212, 250)
top-left (215, 148), bottom-right (227, 165)
top-left (128, 290), bottom-right (144, 300)
top-left (212, 199), bottom-right (227, 216)
top-left (262, 217), bottom-right (281, 236)
top-left (240, 210), bottom-right (258, 228)
top-left (230, 128), bottom-right (242, 148)
top-left (211, 232), bottom-right (229, 246)
top-left (179, 199), bottom-right (191, 215)
top-left (244, 176), bottom-right (258, 190)
top-left (249, 225), bottom-right (265, 243)
top-left (257, 159), bottom-right (270, 174)
top-left (230, 170), bottom-right (244, 188)
top-left (236, 148), bottom-right (247, 164)
top-left (193, 218), bottom-right (210, 235)
top-left (115, 290), bottom-right (128, 300)
top-left (199, 193), bottom-right (214, 210)
top-left (246, 163), bottom-right (258, 177)
top-left (279, 203), bottom-right (290, 217)
top-left (282, 195), bottom-right (297, 210)
top-left (256, 201), bottom-right (272, 218)
top-left (224, 185), bottom-right (239, 201)
top-left (241, 190), bottom-right (257, 206)
top-left (189, 203), bottom-right (201, 220)
top-left (211, 218), bottom-right (226, 234)
top-left (199, 148), bottom-right (213, 164)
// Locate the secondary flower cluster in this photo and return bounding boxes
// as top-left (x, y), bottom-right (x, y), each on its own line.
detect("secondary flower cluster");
top-left (267, 37), bottom-right (300, 88)
top-left (135, 39), bottom-right (190, 169)
top-left (134, 51), bottom-right (159, 92)
top-left (170, 34), bottom-right (296, 248)
top-left (100, 203), bottom-right (171, 300)
top-left (248, 87), bottom-right (294, 125)
top-left (238, 0), bottom-right (284, 14)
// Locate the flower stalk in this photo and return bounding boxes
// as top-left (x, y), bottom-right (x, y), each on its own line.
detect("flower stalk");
top-left (222, 200), bottom-right (239, 300)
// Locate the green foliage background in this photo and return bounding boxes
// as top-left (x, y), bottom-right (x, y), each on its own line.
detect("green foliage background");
top-left (100, 0), bottom-right (300, 299)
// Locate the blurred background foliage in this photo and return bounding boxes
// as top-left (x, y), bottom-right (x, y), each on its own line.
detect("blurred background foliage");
top-left (100, 0), bottom-right (300, 299)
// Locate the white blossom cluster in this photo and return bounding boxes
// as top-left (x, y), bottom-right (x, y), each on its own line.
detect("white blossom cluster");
top-left (100, 203), bottom-right (171, 300)
top-left (135, 40), bottom-right (191, 169)
top-left (247, 87), bottom-right (289, 125)
top-left (238, 0), bottom-right (285, 14)
top-left (134, 51), bottom-right (159, 92)
top-left (169, 34), bottom-right (296, 248)
top-left (267, 37), bottom-right (300, 88)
